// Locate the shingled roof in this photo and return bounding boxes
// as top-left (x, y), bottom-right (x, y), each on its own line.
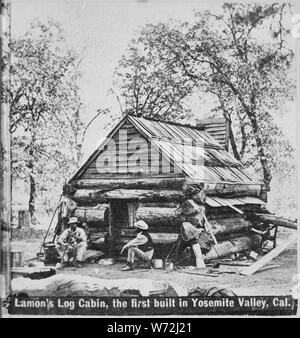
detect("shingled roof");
top-left (70, 114), bottom-right (261, 185)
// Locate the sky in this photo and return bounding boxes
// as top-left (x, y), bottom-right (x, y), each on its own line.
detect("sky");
top-left (11, 0), bottom-right (297, 162)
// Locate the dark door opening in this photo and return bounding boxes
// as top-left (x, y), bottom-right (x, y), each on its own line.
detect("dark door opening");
top-left (108, 199), bottom-right (139, 257)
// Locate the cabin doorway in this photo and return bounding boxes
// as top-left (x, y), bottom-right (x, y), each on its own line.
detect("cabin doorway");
top-left (108, 199), bottom-right (139, 257)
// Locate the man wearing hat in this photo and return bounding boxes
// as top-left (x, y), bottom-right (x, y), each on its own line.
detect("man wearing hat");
top-left (120, 220), bottom-right (154, 271)
top-left (56, 217), bottom-right (87, 267)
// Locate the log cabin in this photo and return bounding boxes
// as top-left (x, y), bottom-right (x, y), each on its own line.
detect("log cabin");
top-left (62, 114), bottom-right (270, 260)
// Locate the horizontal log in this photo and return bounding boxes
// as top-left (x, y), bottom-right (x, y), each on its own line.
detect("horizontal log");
top-left (89, 231), bottom-right (107, 241)
top-left (72, 177), bottom-right (186, 190)
top-left (208, 217), bottom-right (251, 238)
top-left (252, 213), bottom-right (297, 230)
top-left (72, 191), bottom-right (106, 205)
top-left (73, 207), bottom-right (109, 227)
top-left (104, 189), bottom-right (184, 202)
top-left (204, 234), bottom-right (262, 261)
top-left (140, 202), bottom-right (180, 208)
top-left (11, 274), bottom-right (188, 297)
top-left (151, 233), bottom-right (179, 244)
top-left (136, 207), bottom-right (180, 228)
top-left (112, 226), bottom-right (178, 237)
top-left (185, 182), bottom-right (262, 197)
top-left (136, 206), bottom-right (205, 229)
top-left (72, 189), bottom-right (184, 203)
top-left (113, 232), bottom-right (179, 246)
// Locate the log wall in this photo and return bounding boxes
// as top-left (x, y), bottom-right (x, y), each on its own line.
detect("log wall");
top-left (67, 175), bottom-right (264, 260)
top-left (73, 206), bottom-right (109, 228)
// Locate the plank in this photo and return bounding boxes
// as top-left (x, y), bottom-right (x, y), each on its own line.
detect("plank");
top-left (239, 233), bottom-right (297, 276)
top-left (177, 270), bottom-right (218, 278)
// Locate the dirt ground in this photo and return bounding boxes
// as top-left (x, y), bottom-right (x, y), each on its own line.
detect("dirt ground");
top-left (11, 230), bottom-right (298, 296)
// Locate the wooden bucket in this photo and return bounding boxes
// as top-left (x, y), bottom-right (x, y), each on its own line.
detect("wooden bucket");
top-left (10, 250), bottom-right (23, 267)
top-left (43, 243), bottom-right (59, 265)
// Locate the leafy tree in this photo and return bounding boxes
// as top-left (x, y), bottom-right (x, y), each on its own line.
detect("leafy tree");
top-left (114, 3), bottom-right (295, 186)
top-left (113, 37), bottom-right (195, 121)
top-left (10, 20), bottom-right (85, 223)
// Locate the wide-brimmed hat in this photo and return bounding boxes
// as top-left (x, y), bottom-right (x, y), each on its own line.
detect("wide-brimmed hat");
top-left (68, 217), bottom-right (79, 225)
top-left (134, 220), bottom-right (148, 230)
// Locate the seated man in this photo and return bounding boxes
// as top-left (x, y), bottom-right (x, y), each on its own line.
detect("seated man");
top-left (120, 220), bottom-right (154, 271)
top-left (56, 217), bottom-right (87, 267)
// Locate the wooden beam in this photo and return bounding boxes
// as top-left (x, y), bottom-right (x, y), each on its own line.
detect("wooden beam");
top-left (253, 213), bottom-right (297, 230)
top-left (239, 233), bottom-right (297, 276)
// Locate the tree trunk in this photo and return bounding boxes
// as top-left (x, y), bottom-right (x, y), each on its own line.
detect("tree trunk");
top-left (228, 118), bottom-right (241, 160)
top-left (74, 107), bottom-right (83, 167)
top-left (27, 155), bottom-right (36, 225)
top-left (248, 112), bottom-right (272, 187)
top-left (18, 210), bottom-right (30, 230)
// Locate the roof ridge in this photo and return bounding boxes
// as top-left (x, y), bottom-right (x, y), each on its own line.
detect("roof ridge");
top-left (127, 113), bottom-right (206, 131)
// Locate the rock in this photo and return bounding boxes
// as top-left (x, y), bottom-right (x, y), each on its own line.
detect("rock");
top-left (84, 250), bottom-right (104, 263)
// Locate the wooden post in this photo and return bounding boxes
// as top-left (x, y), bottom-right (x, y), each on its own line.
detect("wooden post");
top-left (192, 243), bottom-right (206, 268)
top-left (0, 0), bottom-right (11, 315)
